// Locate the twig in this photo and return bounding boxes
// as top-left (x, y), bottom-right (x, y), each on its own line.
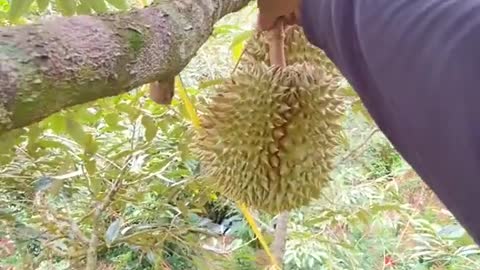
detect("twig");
top-left (33, 192), bottom-right (89, 245)
top-left (271, 212), bottom-right (289, 267)
top-left (338, 127), bottom-right (379, 163)
top-left (85, 177), bottom-right (124, 270)
top-left (252, 215), bottom-right (275, 235)
top-left (127, 160), bottom-right (173, 185)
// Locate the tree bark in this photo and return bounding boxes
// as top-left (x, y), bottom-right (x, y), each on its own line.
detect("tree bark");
top-left (0, 0), bottom-right (251, 134)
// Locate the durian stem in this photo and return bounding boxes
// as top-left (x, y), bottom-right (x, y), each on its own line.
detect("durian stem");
top-left (149, 77), bottom-right (175, 105)
top-left (267, 19), bottom-right (289, 269)
top-left (267, 19), bottom-right (287, 67)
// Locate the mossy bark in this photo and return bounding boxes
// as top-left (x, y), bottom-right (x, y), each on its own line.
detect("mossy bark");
top-left (0, 0), bottom-right (250, 134)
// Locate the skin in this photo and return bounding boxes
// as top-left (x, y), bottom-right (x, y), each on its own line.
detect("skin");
top-left (257, 0), bottom-right (301, 30)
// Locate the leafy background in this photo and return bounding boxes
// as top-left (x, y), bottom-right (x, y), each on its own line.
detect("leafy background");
top-left (1, 0), bottom-right (479, 269)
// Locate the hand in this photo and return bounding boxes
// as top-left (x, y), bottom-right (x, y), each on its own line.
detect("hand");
top-left (257, 0), bottom-right (301, 31)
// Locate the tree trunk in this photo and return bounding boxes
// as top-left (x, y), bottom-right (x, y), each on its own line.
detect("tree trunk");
top-left (0, 0), bottom-right (250, 135)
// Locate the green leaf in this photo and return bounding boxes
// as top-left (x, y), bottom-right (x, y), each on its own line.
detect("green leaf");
top-left (231, 30), bottom-right (253, 47)
top-left (412, 264), bottom-right (429, 270)
top-left (84, 134), bottom-right (98, 157)
top-left (46, 113), bottom-right (67, 133)
top-left (55, 0), bottom-right (76, 16)
top-left (199, 78), bottom-right (224, 89)
top-left (192, 257), bottom-right (211, 270)
top-left (150, 183), bottom-right (166, 195)
top-left (141, 115), bottom-right (157, 142)
top-left (352, 100), bottom-right (373, 123)
top-left (88, 178), bottom-right (102, 199)
top-left (37, 139), bottom-right (70, 151)
top-left (105, 218), bottom-right (123, 247)
top-left (85, 0), bottom-right (107, 13)
top-left (230, 30), bottom-right (252, 61)
top-left (0, 209), bottom-right (16, 222)
top-left (8, 0), bottom-right (34, 21)
top-left (106, 0), bottom-right (127, 10)
top-left (116, 103), bottom-right (140, 122)
top-left (104, 112), bottom-right (120, 127)
top-left (65, 117), bottom-right (87, 146)
top-left (353, 209), bottom-right (370, 225)
top-left (85, 158), bottom-right (97, 176)
top-left (213, 24), bottom-right (242, 36)
top-left (111, 149), bottom-right (134, 160)
top-left (76, 0), bottom-right (91, 14)
top-left (368, 203), bottom-right (403, 215)
top-left (36, 0), bottom-right (49, 11)
top-left (76, 107), bottom-right (99, 125)
top-left (176, 200), bottom-right (189, 217)
top-left (26, 124), bottom-right (42, 155)
top-left (455, 245), bottom-right (480, 256)
top-left (0, 129), bottom-right (24, 154)
top-left (27, 124), bottom-right (42, 142)
top-left (340, 86), bottom-right (357, 97)
top-left (304, 210), bottom-right (337, 226)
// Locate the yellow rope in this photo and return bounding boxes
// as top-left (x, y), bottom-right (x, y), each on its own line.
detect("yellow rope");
top-left (175, 77), bottom-right (280, 269)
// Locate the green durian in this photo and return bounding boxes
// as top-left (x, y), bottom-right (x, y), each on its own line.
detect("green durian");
top-left (191, 27), bottom-right (346, 213)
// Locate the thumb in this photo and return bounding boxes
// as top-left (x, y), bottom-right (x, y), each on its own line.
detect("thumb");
top-left (257, 13), bottom-right (277, 31)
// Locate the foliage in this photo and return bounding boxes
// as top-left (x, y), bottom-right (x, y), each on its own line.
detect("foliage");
top-left (1, 1), bottom-right (479, 270)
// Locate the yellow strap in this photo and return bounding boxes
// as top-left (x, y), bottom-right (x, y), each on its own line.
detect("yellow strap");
top-left (175, 77), bottom-right (280, 269)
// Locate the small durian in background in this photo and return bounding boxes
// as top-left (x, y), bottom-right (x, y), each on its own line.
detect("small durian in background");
top-left (191, 27), bottom-right (346, 214)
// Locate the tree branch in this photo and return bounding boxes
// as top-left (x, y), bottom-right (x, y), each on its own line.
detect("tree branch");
top-left (33, 191), bottom-right (90, 246)
top-left (0, 0), bottom-right (251, 134)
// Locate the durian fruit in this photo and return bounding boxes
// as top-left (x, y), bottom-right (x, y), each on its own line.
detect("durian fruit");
top-left (191, 27), bottom-right (346, 214)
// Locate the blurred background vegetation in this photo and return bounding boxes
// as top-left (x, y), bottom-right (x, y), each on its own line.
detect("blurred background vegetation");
top-left (0, 0), bottom-right (479, 269)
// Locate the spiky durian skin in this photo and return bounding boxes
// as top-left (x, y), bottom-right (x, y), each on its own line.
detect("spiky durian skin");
top-left (191, 28), bottom-right (346, 214)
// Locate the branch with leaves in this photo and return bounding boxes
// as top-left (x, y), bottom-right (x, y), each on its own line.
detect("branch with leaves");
top-left (0, 0), bottom-right (251, 135)
top-left (33, 190), bottom-right (90, 258)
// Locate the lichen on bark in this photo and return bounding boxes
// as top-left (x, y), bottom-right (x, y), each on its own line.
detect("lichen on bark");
top-left (127, 28), bottom-right (145, 56)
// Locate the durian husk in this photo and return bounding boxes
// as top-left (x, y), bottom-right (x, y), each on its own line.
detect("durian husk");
top-left (191, 26), bottom-right (346, 214)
